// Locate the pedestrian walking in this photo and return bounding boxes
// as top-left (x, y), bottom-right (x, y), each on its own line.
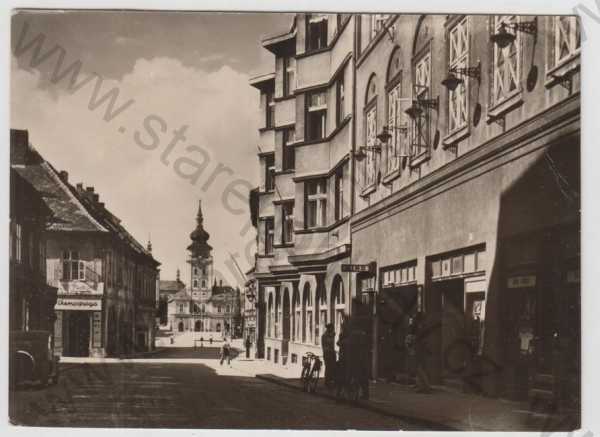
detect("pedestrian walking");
top-left (209, 337), bottom-right (213, 345)
top-left (220, 337), bottom-right (231, 366)
top-left (347, 320), bottom-right (370, 400)
top-left (321, 323), bottom-right (336, 387)
top-left (245, 336), bottom-right (252, 359)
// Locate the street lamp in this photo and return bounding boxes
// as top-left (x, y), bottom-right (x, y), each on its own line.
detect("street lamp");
top-left (490, 17), bottom-right (538, 49)
top-left (441, 61), bottom-right (482, 91)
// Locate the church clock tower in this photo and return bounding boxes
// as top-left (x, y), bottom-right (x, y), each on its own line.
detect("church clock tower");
top-left (187, 200), bottom-right (213, 301)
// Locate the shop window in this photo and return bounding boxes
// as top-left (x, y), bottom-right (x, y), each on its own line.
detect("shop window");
top-left (282, 202), bottom-right (294, 244)
top-left (306, 90), bottom-right (327, 141)
top-left (448, 17), bottom-right (469, 133)
top-left (492, 15), bottom-right (521, 105)
top-left (264, 153), bottom-right (275, 192)
top-left (283, 56), bottom-right (296, 97)
top-left (282, 128), bottom-right (295, 171)
top-left (306, 14), bottom-right (328, 52)
top-left (264, 217), bottom-right (274, 255)
top-left (305, 179), bottom-right (327, 228)
top-left (62, 250), bottom-right (85, 281)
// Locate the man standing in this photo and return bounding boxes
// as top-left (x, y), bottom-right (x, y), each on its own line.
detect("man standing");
top-left (321, 323), bottom-right (336, 387)
top-left (245, 336), bottom-right (252, 359)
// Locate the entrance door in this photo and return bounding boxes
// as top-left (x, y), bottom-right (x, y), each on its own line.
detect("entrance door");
top-left (377, 285), bottom-right (418, 380)
top-left (66, 312), bottom-right (91, 357)
top-left (439, 279), bottom-right (466, 381)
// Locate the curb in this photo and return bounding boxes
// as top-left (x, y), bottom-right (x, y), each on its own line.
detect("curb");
top-left (255, 373), bottom-right (457, 431)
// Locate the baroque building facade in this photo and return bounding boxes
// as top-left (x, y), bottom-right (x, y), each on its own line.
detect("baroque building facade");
top-left (166, 201), bottom-right (241, 338)
top-left (249, 14), bottom-right (580, 407)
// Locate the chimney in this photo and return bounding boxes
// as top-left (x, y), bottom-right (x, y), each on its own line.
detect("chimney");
top-left (59, 171), bottom-right (69, 183)
top-left (92, 193), bottom-right (99, 203)
top-left (76, 183), bottom-right (84, 192)
top-left (86, 186), bottom-right (95, 193)
top-left (10, 129), bottom-right (29, 165)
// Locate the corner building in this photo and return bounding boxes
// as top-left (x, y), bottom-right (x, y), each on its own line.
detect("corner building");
top-left (249, 14), bottom-right (355, 364)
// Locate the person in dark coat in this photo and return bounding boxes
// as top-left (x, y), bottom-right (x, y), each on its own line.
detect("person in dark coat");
top-left (245, 336), bottom-right (252, 359)
top-left (321, 323), bottom-right (336, 387)
top-left (412, 311), bottom-right (432, 393)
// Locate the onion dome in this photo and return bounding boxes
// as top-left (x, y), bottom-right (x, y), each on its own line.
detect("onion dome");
top-left (187, 200), bottom-right (212, 258)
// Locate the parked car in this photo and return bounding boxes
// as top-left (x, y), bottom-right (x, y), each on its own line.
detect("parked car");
top-left (9, 330), bottom-right (59, 388)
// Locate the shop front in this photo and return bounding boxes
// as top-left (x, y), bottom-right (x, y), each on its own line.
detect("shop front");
top-left (54, 296), bottom-right (104, 357)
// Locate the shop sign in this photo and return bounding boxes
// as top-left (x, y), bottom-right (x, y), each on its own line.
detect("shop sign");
top-left (342, 262), bottom-right (376, 273)
top-left (507, 275), bottom-right (536, 289)
top-left (55, 298), bottom-right (102, 311)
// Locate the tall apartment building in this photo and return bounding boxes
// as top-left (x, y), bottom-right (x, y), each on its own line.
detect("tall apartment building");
top-left (249, 14), bottom-right (355, 363)
top-left (250, 14), bottom-right (580, 406)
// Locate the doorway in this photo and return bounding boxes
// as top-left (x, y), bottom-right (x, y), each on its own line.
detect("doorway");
top-left (65, 311), bottom-right (91, 357)
top-left (436, 279), bottom-right (467, 382)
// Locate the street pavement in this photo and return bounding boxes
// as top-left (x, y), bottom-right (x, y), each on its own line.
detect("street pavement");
top-left (9, 347), bottom-right (420, 430)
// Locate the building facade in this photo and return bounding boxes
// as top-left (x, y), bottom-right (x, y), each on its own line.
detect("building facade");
top-left (11, 129), bottom-right (160, 358)
top-left (250, 14), bottom-right (580, 405)
top-left (165, 201), bottom-right (242, 338)
top-left (249, 14), bottom-right (355, 364)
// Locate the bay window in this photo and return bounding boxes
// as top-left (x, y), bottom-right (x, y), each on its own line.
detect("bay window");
top-left (307, 14), bottom-right (328, 51)
top-left (264, 217), bottom-right (274, 255)
top-left (264, 153), bottom-right (275, 192)
top-left (305, 179), bottom-right (327, 229)
top-left (282, 202), bottom-right (294, 244)
top-left (282, 128), bottom-right (295, 171)
top-left (306, 90), bottom-right (327, 141)
top-left (492, 15), bottom-right (521, 105)
top-left (448, 17), bottom-right (469, 133)
top-left (283, 56), bottom-right (296, 97)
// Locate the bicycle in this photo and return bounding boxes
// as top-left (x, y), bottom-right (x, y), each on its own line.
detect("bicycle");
top-left (301, 352), bottom-right (322, 393)
top-left (335, 359), bottom-right (360, 402)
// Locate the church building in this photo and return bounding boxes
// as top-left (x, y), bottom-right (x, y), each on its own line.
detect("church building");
top-left (166, 201), bottom-right (241, 338)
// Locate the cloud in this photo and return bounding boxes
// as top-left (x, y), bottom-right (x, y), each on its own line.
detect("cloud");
top-left (11, 54), bottom-right (260, 287)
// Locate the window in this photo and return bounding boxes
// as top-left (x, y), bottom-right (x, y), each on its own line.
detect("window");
top-left (62, 250), bottom-right (85, 281)
top-left (264, 153), bottom-right (275, 191)
top-left (449, 17), bottom-right (469, 133)
top-left (193, 279), bottom-right (198, 288)
top-left (226, 305), bottom-right (230, 313)
top-left (282, 128), bottom-right (295, 171)
top-left (369, 14), bottom-right (390, 40)
top-left (387, 82), bottom-right (409, 173)
top-left (336, 74), bottom-right (346, 126)
top-left (266, 91), bottom-right (275, 128)
top-left (179, 304), bottom-right (184, 313)
top-left (202, 279), bottom-right (206, 288)
top-left (334, 166), bottom-right (344, 221)
top-left (552, 16), bottom-right (581, 67)
top-left (218, 306), bottom-right (222, 313)
top-left (306, 90), bottom-right (327, 141)
top-left (265, 217), bottom-right (274, 255)
top-left (492, 15), bottom-right (521, 105)
top-left (193, 267), bottom-right (198, 275)
top-left (201, 304), bottom-right (206, 313)
top-left (283, 56), bottom-right (296, 97)
top-left (202, 266), bottom-right (206, 275)
top-left (411, 53), bottom-right (431, 158)
top-left (365, 105), bottom-right (377, 186)
top-left (282, 202), bottom-right (294, 244)
top-left (305, 179), bottom-right (327, 228)
top-left (307, 14), bottom-right (328, 51)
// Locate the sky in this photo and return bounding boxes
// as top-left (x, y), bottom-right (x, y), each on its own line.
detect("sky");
top-left (10, 10), bottom-right (294, 287)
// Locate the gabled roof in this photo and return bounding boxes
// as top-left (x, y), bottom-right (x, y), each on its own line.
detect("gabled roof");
top-left (13, 160), bottom-right (108, 233)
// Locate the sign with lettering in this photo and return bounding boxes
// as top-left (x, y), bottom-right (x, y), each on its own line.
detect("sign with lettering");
top-left (342, 262), bottom-right (376, 273)
top-left (507, 275), bottom-right (536, 289)
top-left (55, 298), bottom-right (102, 311)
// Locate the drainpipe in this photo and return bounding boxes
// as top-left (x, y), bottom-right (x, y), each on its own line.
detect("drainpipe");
top-left (349, 14), bottom-right (358, 317)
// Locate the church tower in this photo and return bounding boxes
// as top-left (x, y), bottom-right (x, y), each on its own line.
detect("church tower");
top-left (187, 200), bottom-right (213, 301)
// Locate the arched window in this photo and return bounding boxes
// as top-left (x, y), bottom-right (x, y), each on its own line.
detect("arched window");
top-left (302, 283), bottom-right (313, 344)
top-left (193, 279), bottom-right (198, 288)
top-left (193, 267), bottom-right (198, 276)
top-left (330, 276), bottom-right (346, 344)
top-left (386, 47), bottom-right (410, 173)
top-left (364, 74), bottom-right (379, 187)
top-left (292, 287), bottom-right (300, 342)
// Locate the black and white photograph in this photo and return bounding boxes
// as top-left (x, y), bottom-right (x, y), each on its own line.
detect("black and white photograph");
top-left (5, 2), bottom-right (595, 433)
